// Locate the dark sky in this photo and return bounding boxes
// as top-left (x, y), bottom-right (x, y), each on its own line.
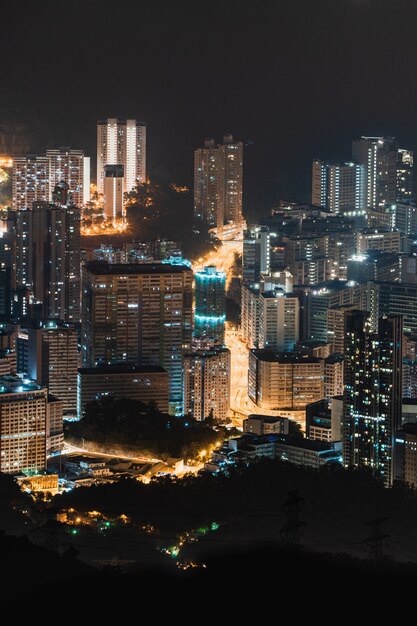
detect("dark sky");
top-left (2, 0), bottom-right (417, 217)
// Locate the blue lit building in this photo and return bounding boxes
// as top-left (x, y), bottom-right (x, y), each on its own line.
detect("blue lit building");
top-left (194, 266), bottom-right (226, 346)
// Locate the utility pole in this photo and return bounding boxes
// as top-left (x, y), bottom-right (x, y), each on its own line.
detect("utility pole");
top-left (280, 489), bottom-right (305, 547)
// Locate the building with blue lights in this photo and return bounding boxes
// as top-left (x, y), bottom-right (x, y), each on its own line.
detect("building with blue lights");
top-left (194, 266), bottom-right (226, 347)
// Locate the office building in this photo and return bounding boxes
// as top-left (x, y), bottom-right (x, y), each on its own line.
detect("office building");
top-left (103, 164), bottom-right (124, 222)
top-left (312, 160), bottom-right (366, 212)
top-left (397, 149), bottom-right (413, 202)
top-left (77, 364), bottom-right (169, 417)
top-left (352, 136), bottom-right (399, 209)
top-left (12, 155), bottom-right (48, 211)
top-left (27, 321), bottom-right (79, 417)
top-left (46, 148), bottom-right (90, 206)
top-left (15, 201), bottom-right (81, 322)
top-left (343, 311), bottom-right (402, 486)
top-left (183, 348), bottom-right (230, 422)
top-left (0, 377), bottom-right (48, 474)
top-left (194, 266), bottom-right (226, 346)
top-left (194, 135), bottom-right (243, 229)
top-left (97, 118), bottom-right (146, 194)
top-left (81, 262), bottom-right (193, 414)
top-left (248, 349), bottom-right (324, 411)
top-left (258, 291), bottom-right (299, 352)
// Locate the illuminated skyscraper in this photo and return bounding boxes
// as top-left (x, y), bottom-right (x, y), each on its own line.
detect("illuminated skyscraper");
top-left (352, 136), bottom-right (399, 209)
top-left (311, 160), bottom-right (366, 212)
top-left (13, 150), bottom-right (90, 211)
top-left (81, 262), bottom-right (193, 414)
top-left (258, 291), bottom-right (299, 352)
top-left (343, 310), bottom-right (402, 486)
top-left (194, 266), bottom-right (226, 347)
top-left (397, 148), bottom-right (414, 202)
top-left (27, 321), bottom-right (79, 417)
top-left (15, 201), bottom-right (81, 322)
top-left (183, 347), bottom-right (230, 421)
top-left (12, 155), bottom-right (48, 211)
top-left (97, 118), bottom-right (146, 194)
top-left (103, 164), bottom-right (124, 222)
top-left (194, 135), bottom-right (243, 229)
top-left (46, 147), bottom-right (90, 206)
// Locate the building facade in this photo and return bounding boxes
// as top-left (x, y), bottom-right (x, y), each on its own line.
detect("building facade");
top-left (27, 322), bottom-right (79, 417)
top-left (194, 266), bottom-right (226, 346)
top-left (397, 149), bottom-right (413, 202)
top-left (0, 378), bottom-right (48, 474)
top-left (343, 311), bottom-right (403, 486)
top-left (194, 135), bottom-right (243, 229)
top-left (312, 160), bottom-right (366, 213)
top-left (81, 262), bottom-right (193, 414)
top-left (97, 118), bottom-right (146, 194)
top-left (46, 148), bottom-right (90, 206)
top-left (15, 202), bottom-right (81, 322)
top-left (77, 364), bottom-right (169, 417)
top-left (248, 349), bottom-right (324, 411)
top-left (352, 136), bottom-right (399, 210)
top-left (183, 348), bottom-right (230, 421)
top-left (12, 156), bottom-right (48, 211)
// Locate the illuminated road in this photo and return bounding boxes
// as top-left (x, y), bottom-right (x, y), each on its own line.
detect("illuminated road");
top-left (62, 442), bottom-right (161, 463)
top-left (226, 325), bottom-right (290, 426)
top-left (194, 225), bottom-right (300, 428)
top-left (61, 442), bottom-right (202, 475)
top-left (193, 225), bottom-right (243, 289)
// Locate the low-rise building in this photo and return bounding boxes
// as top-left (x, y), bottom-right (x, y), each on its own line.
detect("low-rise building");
top-left (77, 364), bottom-right (169, 417)
top-left (243, 414), bottom-right (289, 435)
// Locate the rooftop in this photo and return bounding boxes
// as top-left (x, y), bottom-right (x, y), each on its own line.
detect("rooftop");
top-left (325, 353), bottom-right (344, 364)
top-left (85, 261), bottom-right (192, 276)
top-left (246, 414), bottom-right (288, 424)
top-left (78, 364), bottom-right (167, 375)
top-left (251, 349), bottom-right (322, 364)
top-left (0, 375), bottom-right (43, 395)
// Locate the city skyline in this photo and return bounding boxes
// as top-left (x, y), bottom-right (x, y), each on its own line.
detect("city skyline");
top-left (3, 1), bottom-right (417, 218)
top-left (3, 0), bottom-right (417, 600)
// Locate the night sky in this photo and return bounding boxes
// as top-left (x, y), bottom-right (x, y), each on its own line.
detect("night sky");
top-left (2, 0), bottom-right (417, 218)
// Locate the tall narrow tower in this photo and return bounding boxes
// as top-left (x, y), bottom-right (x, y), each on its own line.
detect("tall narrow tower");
top-left (343, 310), bottom-right (403, 486)
top-left (97, 118), bottom-right (146, 194)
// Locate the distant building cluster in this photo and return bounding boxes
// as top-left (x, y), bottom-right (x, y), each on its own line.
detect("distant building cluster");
top-left (4, 125), bottom-right (417, 496)
top-left (237, 134), bottom-right (417, 488)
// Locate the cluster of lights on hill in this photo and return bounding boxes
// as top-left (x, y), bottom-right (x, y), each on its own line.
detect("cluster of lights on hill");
top-left (81, 218), bottom-right (128, 236)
